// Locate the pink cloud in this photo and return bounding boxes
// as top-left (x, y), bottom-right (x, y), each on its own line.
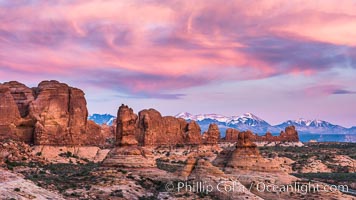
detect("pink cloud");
top-left (1, 0), bottom-right (356, 97)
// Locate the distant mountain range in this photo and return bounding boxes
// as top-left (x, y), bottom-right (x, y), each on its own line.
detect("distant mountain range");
top-left (175, 112), bottom-right (356, 135)
top-left (89, 113), bottom-right (356, 137)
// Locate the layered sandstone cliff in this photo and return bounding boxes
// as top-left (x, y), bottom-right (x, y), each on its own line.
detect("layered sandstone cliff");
top-left (115, 104), bottom-right (203, 146)
top-left (0, 80), bottom-right (111, 146)
top-left (0, 85), bottom-right (21, 141)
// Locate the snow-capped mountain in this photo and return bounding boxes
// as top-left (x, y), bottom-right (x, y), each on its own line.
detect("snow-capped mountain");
top-left (275, 119), bottom-right (348, 134)
top-left (88, 112), bottom-right (356, 137)
top-left (175, 112), bottom-right (230, 123)
top-left (346, 126), bottom-right (356, 135)
top-left (175, 112), bottom-right (271, 133)
top-left (88, 114), bottom-right (115, 125)
top-left (175, 112), bottom-right (356, 136)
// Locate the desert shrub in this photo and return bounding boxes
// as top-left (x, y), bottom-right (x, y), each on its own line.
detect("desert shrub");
top-left (110, 189), bottom-right (124, 197)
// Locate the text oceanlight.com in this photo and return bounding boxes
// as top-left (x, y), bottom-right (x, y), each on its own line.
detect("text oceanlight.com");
top-left (165, 181), bottom-right (349, 195)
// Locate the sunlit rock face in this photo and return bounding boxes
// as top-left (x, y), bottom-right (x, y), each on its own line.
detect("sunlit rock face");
top-left (0, 80), bottom-right (110, 146)
top-left (0, 84), bottom-right (21, 141)
top-left (225, 131), bottom-right (281, 172)
top-left (202, 123), bottom-right (220, 144)
top-left (115, 104), bottom-right (203, 146)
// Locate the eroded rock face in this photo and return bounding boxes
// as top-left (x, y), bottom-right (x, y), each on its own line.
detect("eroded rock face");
top-left (31, 81), bottom-right (89, 145)
top-left (116, 104), bottom-right (139, 146)
top-left (29, 81), bottom-right (95, 145)
top-left (280, 125), bottom-right (299, 142)
top-left (225, 128), bottom-right (239, 142)
top-left (0, 85), bottom-right (21, 141)
top-left (237, 131), bottom-right (257, 148)
top-left (1, 82), bottom-right (35, 143)
top-left (115, 105), bottom-right (203, 146)
top-left (3, 81), bottom-right (35, 118)
top-left (185, 121), bottom-right (202, 144)
top-left (203, 124), bottom-right (220, 144)
top-left (224, 131), bottom-right (281, 172)
top-left (138, 109), bottom-right (187, 145)
top-left (0, 80), bottom-right (111, 146)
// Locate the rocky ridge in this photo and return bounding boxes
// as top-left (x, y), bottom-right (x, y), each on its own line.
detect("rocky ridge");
top-left (224, 126), bottom-right (299, 143)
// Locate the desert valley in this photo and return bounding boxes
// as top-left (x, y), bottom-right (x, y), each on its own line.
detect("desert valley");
top-left (0, 80), bottom-right (355, 200)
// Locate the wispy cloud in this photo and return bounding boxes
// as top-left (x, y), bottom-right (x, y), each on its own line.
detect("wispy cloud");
top-left (304, 85), bottom-right (356, 96)
top-left (1, 0), bottom-right (356, 98)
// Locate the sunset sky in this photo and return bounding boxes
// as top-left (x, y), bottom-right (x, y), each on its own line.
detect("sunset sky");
top-left (0, 0), bottom-right (355, 127)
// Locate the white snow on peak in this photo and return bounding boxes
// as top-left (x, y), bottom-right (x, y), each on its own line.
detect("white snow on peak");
top-left (175, 112), bottom-right (193, 119)
top-left (175, 112), bottom-right (265, 124)
top-left (291, 118), bottom-right (332, 127)
top-left (240, 112), bottom-right (263, 121)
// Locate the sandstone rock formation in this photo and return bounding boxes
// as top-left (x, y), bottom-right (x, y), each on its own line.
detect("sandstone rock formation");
top-left (116, 104), bottom-right (139, 146)
top-left (0, 80), bottom-right (112, 146)
top-left (138, 109), bottom-right (187, 145)
top-left (224, 131), bottom-right (281, 172)
top-left (203, 124), bottom-right (220, 144)
top-left (102, 146), bottom-right (156, 168)
top-left (31, 81), bottom-right (89, 145)
top-left (185, 121), bottom-right (202, 144)
top-left (223, 126), bottom-right (299, 143)
top-left (3, 81), bottom-right (35, 118)
top-left (115, 104), bottom-right (203, 146)
top-left (0, 85), bottom-right (21, 141)
top-left (280, 125), bottom-right (299, 141)
top-left (225, 128), bottom-right (239, 142)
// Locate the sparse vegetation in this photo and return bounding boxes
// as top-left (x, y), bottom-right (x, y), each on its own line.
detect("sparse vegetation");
top-left (292, 173), bottom-right (356, 190)
top-left (110, 189), bottom-right (124, 197)
top-left (22, 162), bottom-right (99, 195)
top-left (259, 142), bottom-right (356, 172)
top-left (259, 143), bottom-right (356, 190)
top-left (58, 151), bottom-right (79, 159)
